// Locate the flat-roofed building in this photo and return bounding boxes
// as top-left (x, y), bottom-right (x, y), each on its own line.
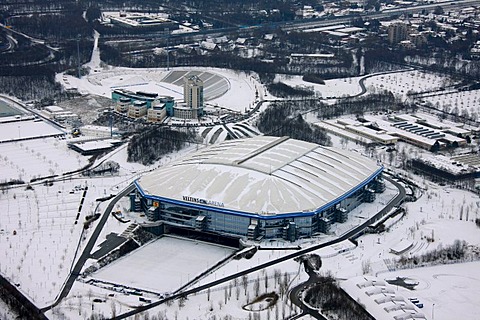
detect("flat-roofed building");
top-left (388, 22), bottom-right (408, 44)
top-left (147, 106), bottom-right (167, 123)
top-left (128, 101), bottom-right (148, 118)
top-left (80, 125), bottom-right (118, 138)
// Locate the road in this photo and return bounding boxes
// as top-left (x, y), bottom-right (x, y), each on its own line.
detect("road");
top-left (40, 183), bottom-right (136, 312)
top-left (115, 175), bottom-right (405, 319)
top-left (280, 0), bottom-right (479, 32)
top-left (0, 23), bottom-right (59, 67)
top-left (289, 267), bottom-right (328, 320)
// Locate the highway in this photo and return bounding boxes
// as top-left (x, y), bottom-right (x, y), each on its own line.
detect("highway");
top-left (115, 175), bottom-right (405, 319)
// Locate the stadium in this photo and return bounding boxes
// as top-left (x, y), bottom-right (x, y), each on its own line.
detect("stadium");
top-left (131, 136), bottom-right (385, 241)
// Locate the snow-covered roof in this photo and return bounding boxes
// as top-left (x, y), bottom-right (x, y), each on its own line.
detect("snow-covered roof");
top-left (69, 138), bottom-right (121, 152)
top-left (136, 136), bottom-right (382, 216)
top-left (44, 105), bottom-right (64, 113)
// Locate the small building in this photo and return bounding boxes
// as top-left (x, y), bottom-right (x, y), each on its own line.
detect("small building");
top-left (115, 97), bottom-right (131, 113)
top-left (147, 105), bottom-right (167, 123)
top-left (410, 153), bottom-right (480, 184)
top-left (68, 138), bottom-right (122, 156)
top-left (80, 125), bottom-right (118, 138)
top-left (200, 41), bottom-right (218, 51)
top-left (42, 105), bottom-right (79, 124)
top-left (173, 105), bottom-right (199, 119)
top-left (112, 89), bottom-right (158, 108)
top-left (128, 101), bottom-right (148, 118)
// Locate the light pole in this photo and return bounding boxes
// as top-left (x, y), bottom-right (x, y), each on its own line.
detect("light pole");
top-left (432, 303), bottom-right (435, 320)
top-left (165, 28), bottom-right (169, 71)
top-left (76, 36), bottom-right (81, 78)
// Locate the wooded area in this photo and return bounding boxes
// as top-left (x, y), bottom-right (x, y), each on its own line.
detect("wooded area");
top-left (257, 102), bottom-right (331, 146)
top-left (127, 127), bottom-right (198, 165)
top-left (303, 274), bottom-right (374, 320)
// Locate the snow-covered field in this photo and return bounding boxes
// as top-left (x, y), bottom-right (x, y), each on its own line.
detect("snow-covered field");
top-left (379, 261), bottom-right (480, 320)
top-left (341, 259), bottom-right (480, 320)
top-left (428, 89), bottom-right (480, 118)
top-left (0, 136), bottom-right (89, 182)
top-left (91, 236), bottom-right (235, 293)
top-left (0, 178), bottom-right (93, 306)
top-left (275, 69), bottom-right (454, 101)
top-left (363, 69), bottom-right (451, 97)
top-left (275, 74), bottom-right (363, 98)
top-left (0, 118), bottom-right (65, 144)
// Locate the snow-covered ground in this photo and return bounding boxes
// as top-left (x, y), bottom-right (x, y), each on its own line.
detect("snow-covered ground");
top-left (275, 74), bottom-right (363, 99)
top-left (427, 88), bottom-right (480, 118)
top-left (58, 66), bottom-right (260, 113)
top-left (379, 261), bottom-right (480, 320)
top-left (276, 69), bottom-right (454, 101)
top-left (46, 166), bottom-right (480, 319)
top-left (0, 298), bottom-right (17, 320)
top-left (363, 69), bottom-right (451, 98)
top-left (0, 136), bottom-right (89, 182)
top-left (0, 178), bottom-right (94, 306)
top-left (91, 236), bottom-right (235, 293)
top-left (1, 41), bottom-right (480, 319)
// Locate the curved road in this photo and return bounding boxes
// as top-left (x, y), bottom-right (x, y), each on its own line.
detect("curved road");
top-left (289, 267), bottom-right (328, 320)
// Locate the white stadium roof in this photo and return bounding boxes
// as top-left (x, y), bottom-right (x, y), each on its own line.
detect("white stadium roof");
top-left (136, 136), bottom-right (382, 217)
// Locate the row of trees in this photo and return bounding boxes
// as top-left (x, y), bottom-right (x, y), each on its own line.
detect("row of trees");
top-left (362, 29), bottom-right (480, 79)
top-left (317, 91), bottom-right (412, 119)
top-left (99, 27), bottom-right (357, 79)
top-left (397, 240), bottom-right (473, 267)
top-left (9, 8), bottom-right (92, 41)
top-left (266, 82), bottom-right (314, 98)
top-left (257, 90), bottom-right (410, 123)
top-left (257, 102), bottom-right (331, 146)
top-left (0, 2), bottom-right (95, 100)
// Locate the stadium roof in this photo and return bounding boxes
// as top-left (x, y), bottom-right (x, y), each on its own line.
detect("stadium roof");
top-left (136, 136), bottom-right (382, 216)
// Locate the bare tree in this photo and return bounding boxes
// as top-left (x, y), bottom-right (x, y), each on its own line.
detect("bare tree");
top-left (242, 275), bottom-right (248, 294)
top-left (254, 276), bottom-right (260, 296)
top-left (111, 301), bottom-right (116, 318)
top-left (235, 285), bottom-right (240, 300)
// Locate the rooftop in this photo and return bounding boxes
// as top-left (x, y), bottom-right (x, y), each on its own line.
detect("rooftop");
top-left (136, 136), bottom-right (382, 216)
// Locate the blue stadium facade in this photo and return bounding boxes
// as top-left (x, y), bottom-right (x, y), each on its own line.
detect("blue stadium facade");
top-left (131, 136), bottom-right (385, 241)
